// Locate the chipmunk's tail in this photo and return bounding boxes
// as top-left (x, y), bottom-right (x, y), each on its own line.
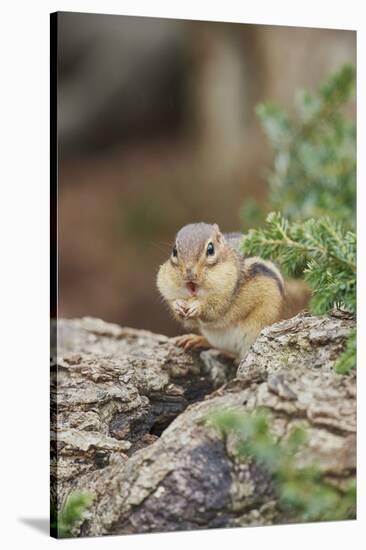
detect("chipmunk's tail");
top-left (283, 278), bottom-right (312, 319)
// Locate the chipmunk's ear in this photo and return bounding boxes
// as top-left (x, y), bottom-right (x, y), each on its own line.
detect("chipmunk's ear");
top-left (213, 224), bottom-right (224, 244)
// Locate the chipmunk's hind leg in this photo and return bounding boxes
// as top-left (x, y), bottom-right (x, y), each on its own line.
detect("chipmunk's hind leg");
top-left (174, 334), bottom-right (211, 352)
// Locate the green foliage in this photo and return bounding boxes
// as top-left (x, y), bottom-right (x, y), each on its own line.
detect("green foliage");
top-left (51, 491), bottom-right (93, 538)
top-left (335, 329), bottom-right (356, 374)
top-left (242, 212), bottom-right (356, 315)
top-left (209, 409), bottom-right (356, 522)
top-left (252, 64), bottom-right (356, 225)
top-left (241, 65), bottom-right (356, 372)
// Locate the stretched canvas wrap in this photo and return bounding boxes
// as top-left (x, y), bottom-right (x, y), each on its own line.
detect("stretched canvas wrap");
top-left (50, 11), bottom-right (357, 539)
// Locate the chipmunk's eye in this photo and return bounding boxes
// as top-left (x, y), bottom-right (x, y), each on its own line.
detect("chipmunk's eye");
top-left (172, 245), bottom-right (178, 258)
top-left (206, 242), bottom-right (215, 256)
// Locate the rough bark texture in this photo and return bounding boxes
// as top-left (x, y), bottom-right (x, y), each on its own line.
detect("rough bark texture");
top-left (51, 311), bottom-right (356, 537)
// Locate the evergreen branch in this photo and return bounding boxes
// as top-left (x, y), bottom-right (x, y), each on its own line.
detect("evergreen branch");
top-left (253, 65), bottom-right (356, 226)
top-left (334, 329), bottom-right (356, 374)
top-left (242, 212), bottom-right (356, 315)
top-left (51, 491), bottom-right (94, 538)
top-left (208, 409), bottom-right (356, 522)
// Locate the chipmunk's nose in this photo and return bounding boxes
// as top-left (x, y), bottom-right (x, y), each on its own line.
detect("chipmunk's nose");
top-left (184, 267), bottom-right (197, 282)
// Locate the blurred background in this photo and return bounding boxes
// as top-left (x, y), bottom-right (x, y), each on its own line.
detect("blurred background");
top-left (57, 12), bottom-right (356, 335)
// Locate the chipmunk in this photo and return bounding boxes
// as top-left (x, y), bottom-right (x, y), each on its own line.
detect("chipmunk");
top-left (157, 222), bottom-right (310, 361)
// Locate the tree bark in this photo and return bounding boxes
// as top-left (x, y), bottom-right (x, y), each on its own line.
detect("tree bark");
top-left (51, 311), bottom-right (356, 536)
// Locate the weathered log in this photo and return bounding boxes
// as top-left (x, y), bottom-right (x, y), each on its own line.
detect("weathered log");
top-left (51, 318), bottom-right (236, 499)
top-left (51, 311), bottom-right (356, 536)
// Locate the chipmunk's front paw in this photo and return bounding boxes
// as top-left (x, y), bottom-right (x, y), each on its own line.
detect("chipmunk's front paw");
top-left (175, 334), bottom-right (210, 351)
top-left (172, 299), bottom-right (201, 320)
top-left (184, 299), bottom-right (201, 319)
top-left (172, 299), bottom-right (189, 319)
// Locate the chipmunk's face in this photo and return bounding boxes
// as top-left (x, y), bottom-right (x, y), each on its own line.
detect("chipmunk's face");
top-left (158, 222), bottom-right (235, 300)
